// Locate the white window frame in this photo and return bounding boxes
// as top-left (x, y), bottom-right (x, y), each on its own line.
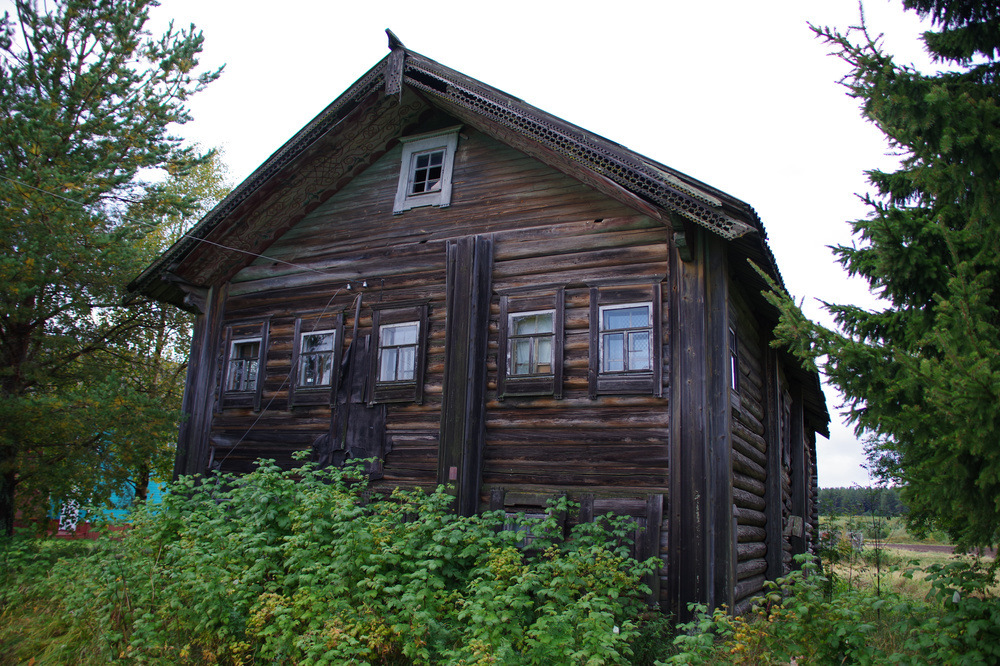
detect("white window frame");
top-left (297, 329), bottom-right (337, 388)
top-left (393, 127), bottom-right (460, 213)
top-left (507, 309), bottom-right (556, 377)
top-left (598, 302), bottom-right (653, 374)
top-left (377, 321), bottom-right (421, 383)
top-left (227, 337), bottom-right (262, 392)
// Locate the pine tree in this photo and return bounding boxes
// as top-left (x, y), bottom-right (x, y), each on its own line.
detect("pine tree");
top-left (766, 0), bottom-right (1000, 549)
top-left (0, 0), bottom-right (221, 535)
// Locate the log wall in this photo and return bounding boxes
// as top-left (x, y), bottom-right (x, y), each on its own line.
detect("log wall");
top-left (729, 286), bottom-right (770, 611)
top-left (204, 123), bottom-right (670, 520)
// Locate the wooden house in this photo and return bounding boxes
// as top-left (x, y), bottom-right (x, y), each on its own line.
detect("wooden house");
top-left (131, 33), bottom-right (829, 616)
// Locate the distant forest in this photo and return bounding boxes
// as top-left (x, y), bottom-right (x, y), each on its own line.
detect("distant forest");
top-left (818, 486), bottom-right (907, 517)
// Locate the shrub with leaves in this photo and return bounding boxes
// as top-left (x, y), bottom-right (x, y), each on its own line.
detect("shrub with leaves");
top-left (3, 458), bottom-right (660, 665)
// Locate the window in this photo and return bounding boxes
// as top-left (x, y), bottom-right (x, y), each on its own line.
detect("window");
top-left (497, 289), bottom-right (564, 398)
top-left (220, 319), bottom-right (269, 411)
top-left (410, 150), bottom-right (445, 195)
top-left (378, 322), bottom-right (419, 382)
top-left (298, 330), bottom-right (336, 387)
top-left (393, 127), bottom-right (460, 213)
top-left (289, 313), bottom-right (344, 408)
top-left (509, 311), bottom-right (554, 376)
top-left (368, 303), bottom-right (429, 404)
top-left (227, 338), bottom-right (261, 392)
top-left (588, 284), bottom-right (663, 397)
top-left (599, 304), bottom-right (652, 373)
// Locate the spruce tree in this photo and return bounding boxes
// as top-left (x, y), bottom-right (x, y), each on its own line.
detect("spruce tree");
top-left (767, 0), bottom-right (1000, 549)
top-left (0, 0), bottom-right (220, 534)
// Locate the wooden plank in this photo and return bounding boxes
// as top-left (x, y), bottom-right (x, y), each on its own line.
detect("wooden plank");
top-left (789, 385), bottom-right (808, 560)
top-left (644, 494), bottom-right (664, 606)
top-left (764, 350), bottom-right (783, 580)
top-left (705, 235), bottom-right (734, 612)
top-left (175, 284), bottom-right (228, 477)
top-left (668, 227), bottom-right (708, 619)
top-left (438, 236), bottom-right (494, 516)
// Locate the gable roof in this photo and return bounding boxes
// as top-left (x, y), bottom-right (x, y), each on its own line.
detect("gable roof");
top-left (130, 32), bottom-right (773, 305)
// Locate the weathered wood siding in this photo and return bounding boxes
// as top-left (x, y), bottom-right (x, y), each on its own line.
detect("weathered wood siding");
top-left (204, 123), bottom-right (670, 511)
top-left (730, 286), bottom-right (770, 611)
top-left (484, 216), bottom-right (670, 493)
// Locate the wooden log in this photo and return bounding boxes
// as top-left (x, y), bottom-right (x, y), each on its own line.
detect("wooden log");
top-left (737, 558), bottom-right (767, 580)
top-left (732, 431), bottom-right (767, 469)
top-left (734, 574), bottom-right (766, 604)
top-left (734, 506), bottom-right (766, 528)
top-left (735, 391), bottom-right (766, 428)
top-left (732, 448), bottom-right (766, 482)
top-left (733, 471), bottom-right (766, 498)
top-left (737, 541), bottom-right (767, 562)
top-left (733, 486), bottom-right (766, 512)
top-left (737, 524), bottom-right (767, 543)
top-left (732, 417), bottom-right (767, 455)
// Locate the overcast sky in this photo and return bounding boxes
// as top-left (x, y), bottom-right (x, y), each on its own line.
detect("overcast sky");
top-left (133, 1), bottom-right (939, 487)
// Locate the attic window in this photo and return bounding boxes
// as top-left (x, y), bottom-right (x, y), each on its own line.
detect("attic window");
top-left (393, 127), bottom-right (460, 213)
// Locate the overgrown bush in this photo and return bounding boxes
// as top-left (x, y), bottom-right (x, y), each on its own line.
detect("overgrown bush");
top-left (1, 458), bottom-right (660, 665)
top-left (661, 555), bottom-right (1000, 665)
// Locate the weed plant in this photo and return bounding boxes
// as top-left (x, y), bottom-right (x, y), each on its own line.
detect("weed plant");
top-left (5, 466), bottom-right (1000, 665)
top-left (662, 555), bottom-right (1000, 665)
top-left (0, 458), bottom-right (662, 665)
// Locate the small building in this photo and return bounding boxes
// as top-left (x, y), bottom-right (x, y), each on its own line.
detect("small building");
top-left (131, 33), bottom-right (829, 616)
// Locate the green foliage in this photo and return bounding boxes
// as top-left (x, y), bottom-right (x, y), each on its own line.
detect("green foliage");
top-left (1, 460), bottom-right (659, 665)
top-left (819, 485), bottom-right (908, 517)
top-left (762, 0), bottom-right (1000, 550)
top-left (0, 0), bottom-right (224, 533)
top-left (661, 555), bottom-right (1000, 665)
top-left (898, 559), bottom-right (1000, 664)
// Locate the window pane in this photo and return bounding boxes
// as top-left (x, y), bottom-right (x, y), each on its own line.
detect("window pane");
top-left (245, 360), bottom-right (258, 391)
top-left (229, 361), bottom-right (243, 390)
top-left (235, 340), bottom-right (259, 359)
top-left (535, 337), bottom-right (553, 373)
top-left (382, 323), bottom-right (418, 346)
top-left (512, 338), bottom-right (531, 375)
top-left (318, 355), bottom-right (333, 385)
top-left (396, 345), bottom-right (415, 381)
top-left (229, 340), bottom-right (262, 391)
top-left (300, 353), bottom-right (333, 386)
top-left (603, 332), bottom-right (625, 372)
top-left (302, 332), bottom-right (334, 353)
top-left (411, 150), bottom-right (445, 195)
top-left (513, 312), bottom-right (553, 335)
top-left (379, 347), bottom-right (398, 382)
top-left (628, 331), bottom-right (651, 370)
top-left (604, 306), bottom-right (649, 330)
top-left (301, 355), bottom-right (318, 385)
